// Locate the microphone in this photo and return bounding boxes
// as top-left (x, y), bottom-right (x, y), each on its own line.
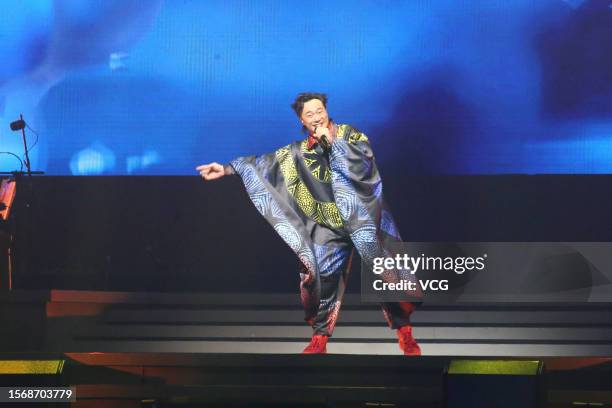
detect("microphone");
top-left (10, 119), bottom-right (25, 131)
top-left (9, 114), bottom-right (33, 176)
top-left (314, 126), bottom-right (330, 150)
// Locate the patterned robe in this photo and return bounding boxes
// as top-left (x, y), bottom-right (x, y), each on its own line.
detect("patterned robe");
top-left (230, 124), bottom-right (415, 335)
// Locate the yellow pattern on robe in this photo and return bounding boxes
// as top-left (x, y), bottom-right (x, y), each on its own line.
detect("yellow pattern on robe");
top-left (276, 142), bottom-right (344, 229)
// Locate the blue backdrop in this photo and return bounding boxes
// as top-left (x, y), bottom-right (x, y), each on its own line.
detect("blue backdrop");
top-left (1, 0), bottom-right (611, 175)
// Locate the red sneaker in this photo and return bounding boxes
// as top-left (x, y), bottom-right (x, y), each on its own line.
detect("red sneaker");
top-left (397, 325), bottom-right (421, 356)
top-left (302, 334), bottom-right (328, 354)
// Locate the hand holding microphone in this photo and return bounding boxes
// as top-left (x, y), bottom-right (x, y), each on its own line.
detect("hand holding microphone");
top-left (313, 125), bottom-right (331, 150)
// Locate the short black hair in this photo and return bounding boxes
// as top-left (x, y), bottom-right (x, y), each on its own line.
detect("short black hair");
top-left (291, 92), bottom-right (328, 117)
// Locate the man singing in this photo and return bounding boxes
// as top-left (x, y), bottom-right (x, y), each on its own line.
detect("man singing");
top-left (197, 92), bottom-right (420, 355)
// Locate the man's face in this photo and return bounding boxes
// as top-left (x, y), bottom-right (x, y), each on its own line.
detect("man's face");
top-left (300, 99), bottom-right (329, 133)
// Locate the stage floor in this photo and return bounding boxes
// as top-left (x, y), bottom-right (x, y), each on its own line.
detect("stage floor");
top-left (0, 351), bottom-right (611, 407)
top-left (2, 289), bottom-right (612, 406)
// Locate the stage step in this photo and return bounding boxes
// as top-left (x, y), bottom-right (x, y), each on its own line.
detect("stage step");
top-left (41, 290), bottom-right (612, 356)
top-left (3, 289), bottom-right (612, 356)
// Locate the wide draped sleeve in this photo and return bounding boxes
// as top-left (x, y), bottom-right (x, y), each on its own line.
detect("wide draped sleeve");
top-left (228, 146), bottom-right (318, 276)
top-left (329, 126), bottom-right (418, 297)
top-left (329, 126), bottom-right (402, 248)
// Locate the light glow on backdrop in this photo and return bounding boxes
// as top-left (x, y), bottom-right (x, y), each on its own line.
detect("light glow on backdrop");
top-left (1, 0), bottom-right (612, 175)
